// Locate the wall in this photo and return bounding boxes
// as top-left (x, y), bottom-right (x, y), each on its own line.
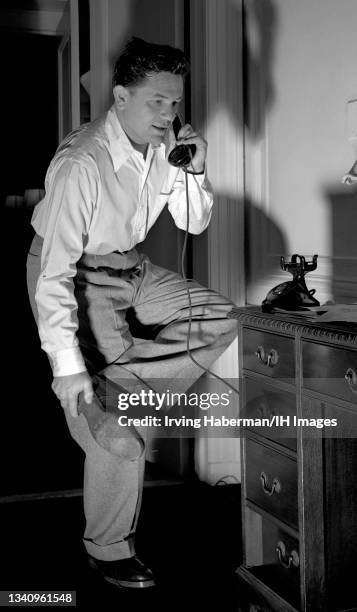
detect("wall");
top-left (1, 27), bottom-right (86, 496)
top-left (245, 0), bottom-right (357, 305)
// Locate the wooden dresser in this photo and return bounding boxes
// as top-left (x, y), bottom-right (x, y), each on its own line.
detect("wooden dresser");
top-left (229, 307), bottom-right (357, 612)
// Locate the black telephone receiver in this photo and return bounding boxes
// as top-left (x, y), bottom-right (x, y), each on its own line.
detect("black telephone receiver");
top-left (168, 115), bottom-right (196, 168)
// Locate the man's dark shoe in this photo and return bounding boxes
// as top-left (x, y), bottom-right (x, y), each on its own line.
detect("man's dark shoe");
top-left (88, 555), bottom-right (156, 589)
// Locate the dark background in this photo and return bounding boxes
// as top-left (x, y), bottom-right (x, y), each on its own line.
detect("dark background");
top-left (1, 31), bottom-right (85, 496)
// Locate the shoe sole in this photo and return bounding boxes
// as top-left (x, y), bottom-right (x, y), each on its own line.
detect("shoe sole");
top-left (88, 557), bottom-right (156, 589)
top-left (104, 575), bottom-right (156, 589)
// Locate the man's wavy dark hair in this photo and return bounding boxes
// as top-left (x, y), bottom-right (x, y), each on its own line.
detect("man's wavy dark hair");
top-left (112, 37), bottom-right (189, 88)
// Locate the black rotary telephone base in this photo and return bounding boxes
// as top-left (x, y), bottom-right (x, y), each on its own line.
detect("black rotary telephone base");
top-left (262, 254), bottom-right (320, 313)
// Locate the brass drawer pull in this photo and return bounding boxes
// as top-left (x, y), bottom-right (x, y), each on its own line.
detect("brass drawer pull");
top-left (276, 540), bottom-right (300, 569)
top-left (260, 471), bottom-right (282, 496)
top-left (255, 346), bottom-right (279, 368)
top-left (344, 368), bottom-right (357, 395)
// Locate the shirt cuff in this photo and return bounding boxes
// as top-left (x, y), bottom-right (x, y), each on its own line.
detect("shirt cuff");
top-left (186, 169), bottom-right (212, 195)
top-left (49, 347), bottom-right (87, 377)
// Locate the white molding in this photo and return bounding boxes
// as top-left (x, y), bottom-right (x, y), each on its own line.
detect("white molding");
top-left (69, 0), bottom-right (80, 129)
top-left (56, 0), bottom-right (69, 33)
top-left (243, 0), bottom-right (275, 305)
top-left (57, 0), bottom-right (80, 140)
top-left (190, 0), bottom-right (245, 305)
top-left (57, 33), bottom-right (69, 142)
top-left (190, 0), bottom-right (244, 484)
top-left (89, 0), bottom-right (111, 118)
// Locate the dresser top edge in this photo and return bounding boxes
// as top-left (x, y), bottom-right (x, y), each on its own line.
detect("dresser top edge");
top-left (228, 306), bottom-right (357, 347)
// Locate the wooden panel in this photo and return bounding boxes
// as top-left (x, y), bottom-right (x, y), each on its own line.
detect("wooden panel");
top-left (243, 329), bottom-right (295, 380)
top-left (298, 399), bottom-right (326, 612)
top-left (244, 378), bottom-right (297, 450)
top-left (303, 341), bottom-right (357, 405)
top-left (245, 512), bottom-right (300, 610)
top-left (323, 404), bottom-right (357, 612)
top-left (245, 438), bottom-right (298, 529)
top-left (237, 567), bottom-right (299, 612)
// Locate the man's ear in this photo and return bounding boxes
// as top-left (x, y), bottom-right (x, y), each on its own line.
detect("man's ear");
top-left (113, 85), bottom-right (130, 110)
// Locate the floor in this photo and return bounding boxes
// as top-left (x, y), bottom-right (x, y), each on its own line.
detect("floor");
top-left (1, 477), bottom-right (243, 611)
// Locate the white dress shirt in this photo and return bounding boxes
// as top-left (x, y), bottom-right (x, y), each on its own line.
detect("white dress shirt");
top-left (31, 106), bottom-right (213, 377)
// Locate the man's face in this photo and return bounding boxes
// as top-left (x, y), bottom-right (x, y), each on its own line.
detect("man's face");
top-left (114, 71), bottom-right (184, 148)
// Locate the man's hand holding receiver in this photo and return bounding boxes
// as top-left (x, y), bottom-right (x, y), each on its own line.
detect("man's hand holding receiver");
top-left (176, 123), bottom-right (208, 174)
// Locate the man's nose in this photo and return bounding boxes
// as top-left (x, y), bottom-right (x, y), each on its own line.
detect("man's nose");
top-left (160, 108), bottom-right (176, 123)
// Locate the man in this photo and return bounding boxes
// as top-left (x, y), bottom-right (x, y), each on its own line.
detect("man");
top-left (27, 37), bottom-right (237, 589)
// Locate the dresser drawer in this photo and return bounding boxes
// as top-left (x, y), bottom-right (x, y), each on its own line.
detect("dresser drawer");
top-left (245, 510), bottom-right (300, 610)
top-left (303, 341), bottom-right (357, 404)
top-left (244, 378), bottom-right (297, 450)
top-left (243, 329), bottom-right (295, 380)
top-left (245, 438), bottom-right (298, 529)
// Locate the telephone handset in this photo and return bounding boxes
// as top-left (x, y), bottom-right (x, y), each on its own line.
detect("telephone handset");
top-left (168, 115), bottom-right (196, 168)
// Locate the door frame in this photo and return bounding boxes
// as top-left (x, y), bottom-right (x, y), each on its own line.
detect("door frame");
top-left (57, 0), bottom-right (80, 142)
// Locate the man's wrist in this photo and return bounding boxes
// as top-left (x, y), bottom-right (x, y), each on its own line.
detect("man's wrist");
top-left (186, 162), bottom-right (205, 175)
top-left (49, 346), bottom-right (87, 377)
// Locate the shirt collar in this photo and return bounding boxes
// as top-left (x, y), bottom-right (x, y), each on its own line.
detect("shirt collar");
top-left (104, 105), bottom-right (168, 172)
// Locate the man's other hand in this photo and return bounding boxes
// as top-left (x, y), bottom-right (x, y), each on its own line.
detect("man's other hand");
top-left (52, 372), bottom-right (94, 418)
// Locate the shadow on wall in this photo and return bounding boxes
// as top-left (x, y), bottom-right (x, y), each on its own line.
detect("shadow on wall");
top-left (244, 196), bottom-right (287, 297)
top-left (243, 0), bottom-right (287, 298)
top-left (243, 0), bottom-right (277, 141)
top-left (325, 185), bottom-right (357, 303)
top-left (190, 0), bottom-right (286, 301)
